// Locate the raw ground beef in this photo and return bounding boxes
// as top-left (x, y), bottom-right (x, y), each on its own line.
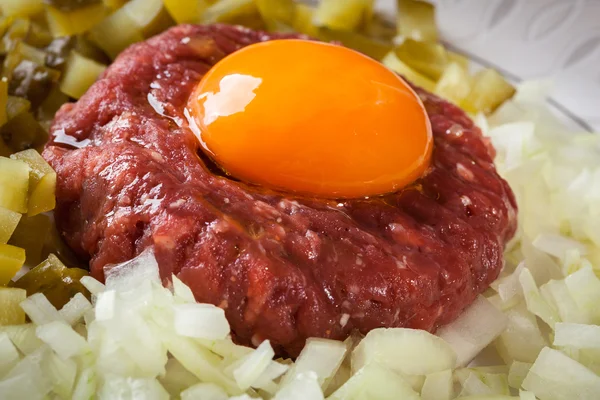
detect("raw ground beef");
top-left (43, 24), bottom-right (517, 357)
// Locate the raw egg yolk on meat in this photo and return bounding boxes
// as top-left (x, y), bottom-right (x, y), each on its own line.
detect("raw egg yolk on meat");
top-left (187, 39), bottom-right (432, 198)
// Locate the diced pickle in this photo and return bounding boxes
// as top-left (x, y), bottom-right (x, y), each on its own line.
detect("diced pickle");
top-left (397, 0), bottom-right (438, 42)
top-left (0, 287), bottom-right (26, 325)
top-left (26, 172), bottom-right (56, 216)
top-left (25, 21), bottom-right (54, 48)
top-left (6, 96), bottom-right (31, 120)
top-left (202, 0), bottom-right (264, 30)
top-left (0, 0), bottom-right (44, 19)
top-left (163, 0), bottom-right (209, 24)
top-left (318, 28), bottom-right (393, 61)
top-left (74, 35), bottom-right (109, 64)
top-left (36, 86), bottom-right (69, 123)
top-left (313, 0), bottom-right (374, 32)
top-left (0, 79), bottom-right (7, 128)
top-left (8, 213), bottom-right (51, 265)
top-left (394, 38), bottom-right (448, 80)
top-left (256, 0), bottom-right (296, 31)
top-left (292, 4), bottom-right (319, 37)
top-left (0, 243), bottom-right (26, 286)
top-left (0, 207), bottom-right (21, 244)
top-left (434, 62), bottom-right (471, 104)
top-left (10, 149), bottom-right (56, 216)
top-left (447, 51), bottom-right (470, 71)
top-left (0, 157), bottom-right (30, 213)
top-left (10, 253), bottom-right (90, 309)
top-left (45, 36), bottom-right (75, 70)
top-left (15, 42), bottom-right (47, 65)
top-left (1, 111), bottom-right (49, 151)
top-left (4, 18), bottom-right (32, 43)
top-left (362, 12), bottom-right (397, 41)
top-left (461, 68), bottom-right (516, 114)
top-left (8, 60), bottom-right (61, 109)
top-left (381, 51), bottom-right (435, 91)
top-left (121, 0), bottom-right (175, 38)
top-left (102, 0), bottom-right (128, 10)
top-left (45, 0), bottom-right (102, 12)
top-left (59, 51), bottom-right (106, 99)
top-left (45, 3), bottom-right (108, 38)
top-left (89, 9), bottom-right (144, 59)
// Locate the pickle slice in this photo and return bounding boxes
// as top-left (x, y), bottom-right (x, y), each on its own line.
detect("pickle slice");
top-left (0, 0), bottom-right (44, 19)
top-left (0, 157), bottom-right (30, 213)
top-left (0, 79), bottom-right (7, 128)
top-left (256, 0), bottom-right (296, 31)
top-left (0, 207), bottom-right (21, 244)
top-left (313, 0), bottom-right (374, 32)
top-left (163, 0), bottom-right (209, 24)
top-left (89, 8), bottom-right (144, 59)
top-left (201, 0), bottom-right (263, 29)
top-left (10, 149), bottom-right (56, 217)
top-left (461, 68), bottom-right (516, 114)
top-left (394, 38), bottom-right (448, 80)
top-left (0, 287), bottom-right (27, 325)
top-left (8, 213), bottom-right (51, 266)
top-left (397, 0), bottom-right (438, 42)
top-left (292, 4), bottom-right (319, 37)
top-left (434, 62), bottom-right (471, 104)
top-left (45, 3), bottom-right (108, 38)
top-left (45, 0), bottom-right (102, 12)
top-left (381, 51), bottom-right (435, 91)
top-left (59, 50), bottom-right (106, 99)
top-left (317, 28), bottom-right (393, 60)
top-left (10, 253), bottom-right (90, 309)
top-left (0, 243), bottom-right (26, 286)
top-left (121, 0), bottom-right (175, 38)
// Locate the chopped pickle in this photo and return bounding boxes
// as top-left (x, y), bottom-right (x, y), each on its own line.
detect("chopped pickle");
top-left (394, 38), bottom-right (448, 80)
top-left (461, 68), bottom-right (516, 114)
top-left (0, 288), bottom-right (26, 325)
top-left (15, 42), bottom-right (47, 65)
top-left (1, 111), bottom-right (49, 151)
top-left (163, 0), bottom-right (210, 24)
top-left (45, 0), bottom-right (102, 12)
top-left (0, 0), bottom-right (44, 19)
top-left (447, 50), bottom-right (470, 71)
top-left (0, 79), bottom-right (7, 127)
top-left (0, 207), bottom-right (21, 244)
top-left (36, 85), bottom-right (69, 124)
top-left (0, 243), bottom-right (26, 286)
top-left (0, 157), bottom-right (30, 213)
top-left (59, 50), bottom-right (106, 99)
top-left (317, 28), bottom-right (393, 60)
top-left (292, 4), bottom-right (319, 37)
top-left (4, 18), bottom-right (32, 43)
top-left (45, 36), bottom-right (75, 70)
top-left (381, 51), bottom-right (435, 91)
top-left (45, 3), bottom-right (108, 38)
top-left (8, 214), bottom-right (51, 266)
top-left (89, 9), bottom-right (144, 59)
top-left (362, 12), bottom-right (397, 42)
top-left (10, 149), bottom-right (56, 216)
top-left (42, 224), bottom-right (83, 269)
top-left (6, 96), bottom-right (31, 120)
top-left (26, 171), bottom-right (56, 216)
top-left (25, 21), bottom-right (54, 48)
top-left (397, 0), bottom-right (438, 42)
top-left (121, 0), bottom-right (175, 38)
top-left (7, 59), bottom-right (61, 109)
top-left (74, 35), bottom-right (109, 64)
top-left (256, 0), bottom-right (296, 31)
top-left (102, 0), bottom-right (128, 10)
top-left (435, 62), bottom-right (471, 104)
top-left (313, 0), bottom-right (374, 32)
top-left (10, 253), bottom-right (90, 309)
top-left (201, 0), bottom-right (264, 29)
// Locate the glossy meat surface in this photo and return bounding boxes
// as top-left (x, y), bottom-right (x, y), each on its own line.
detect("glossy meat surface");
top-left (43, 24), bottom-right (517, 356)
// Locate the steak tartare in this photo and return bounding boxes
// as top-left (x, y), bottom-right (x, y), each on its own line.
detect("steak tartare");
top-left (43, 24), bottom-right (517, 357)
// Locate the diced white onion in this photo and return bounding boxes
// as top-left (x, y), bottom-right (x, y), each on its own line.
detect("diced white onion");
top-left (173, 303), bottom-right (229, 340)
top-left (180, 382), bottom-right (228, 400)
top-left (19, 293), bottom-right (63, 325)
top-left (36, 321), bottom-right (89, 359)
top-left (232, 340), bottom-right (275, 390)
top-left (59, 293), bottom-right (93, 326)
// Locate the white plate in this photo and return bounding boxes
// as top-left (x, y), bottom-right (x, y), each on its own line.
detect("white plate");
top-left (376, 0), bottom-right (600, 132)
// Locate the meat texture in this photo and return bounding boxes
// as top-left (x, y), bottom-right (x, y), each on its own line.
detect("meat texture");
top-left (43, 24), bottom-right (517, 357)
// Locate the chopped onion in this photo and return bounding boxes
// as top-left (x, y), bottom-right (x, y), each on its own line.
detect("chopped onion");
top-left (553, 323), bottom-right (600, 349)
top-left (421, 369), bottom-right (452, 400)
top-left (180, 382), bottom-right (228, 400)
top-left (273, 371), bottom-right (324, 400)
top-left (36, 321), bottom-right (89, 359)
top-left (19, 293), bottom-right (63, 325)
top-left (59, 293), bottom-right (93, 326)
top-left (173, 303), bottom-right (229, 340)
top-left (0, 332), bottom-right (20, 377)
top-left (232, 340), bottom-right (275, 390)
top-left (436, 296), bottom-right (508, 367)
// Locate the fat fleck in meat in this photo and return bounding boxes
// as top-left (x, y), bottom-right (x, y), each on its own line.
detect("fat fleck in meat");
top-left (43, 24), bottom-right (517, 357)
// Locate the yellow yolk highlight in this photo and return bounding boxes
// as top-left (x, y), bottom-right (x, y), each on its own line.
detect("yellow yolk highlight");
top-left (187, 39), bottom-right (432, 198)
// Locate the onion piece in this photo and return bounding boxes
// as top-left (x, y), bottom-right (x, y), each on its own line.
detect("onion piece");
top-left (0, 332), bottom-right (20, 377)
top-left (553, 323), bottom-right (600, 349)
top-left (173, 303), bottom-right (229, 340)
top-left (437, 295), bottom-right (508, 367)
top-left (58, 293), bottom-right (92, 326)
top-left (352, 328), bottom-right (456, 376)
top-left (273, 371), bottom-right (323, 400)
top-left (180, 382), bottom-right (228, 400)
top-left (232, 340), bottom-right (275, 390)
top-left (19, 293), bottom-right (63, 325)
top-left (421, 369), bottom-right (452, 400)
top-left (522, 347), bottom-right (600, 400)
top-left (36, 321), bottom-right (89, 359)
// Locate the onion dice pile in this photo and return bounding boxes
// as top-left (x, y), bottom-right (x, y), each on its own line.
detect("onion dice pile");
top-left (1, 82), bottom-right (600, 399)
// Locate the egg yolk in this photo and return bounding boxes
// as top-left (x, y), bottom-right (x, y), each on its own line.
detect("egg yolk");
top-left (187, 39), bottom-right (432, 198)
